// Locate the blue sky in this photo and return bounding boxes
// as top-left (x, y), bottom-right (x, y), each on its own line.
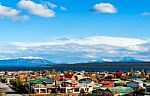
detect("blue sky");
top-left (0, 0), bottom-right (150, 63)
top-left (0, 0), bottom-right (150, 41)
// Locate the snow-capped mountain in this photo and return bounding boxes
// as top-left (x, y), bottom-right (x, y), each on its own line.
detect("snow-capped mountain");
top-left (88, 57), bottom-right (144, 63)
top-left (89, 58), bottom-right (113, 63)
top-left (0, 57), bottom-right (54, 67)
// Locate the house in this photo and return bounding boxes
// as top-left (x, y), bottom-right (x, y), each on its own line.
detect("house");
top-left (143, 83), bottom-right (150, 96)
top-left (92, 88), bottom-right (113, 96)
top-left (29, 78), bottom-right (55, 94)
top-left (74, 72), bottom-right (83, 81)
top-left (97, 72), bottom-right (108, 79)
top-left (0, 71), bottom-right (5, 76)
top-left (113, 79), bottom-right (126, 86)
top-left (113, 71), bottom-right (125, 78)
top-left (78, 78), bottom-right (96, 92)
top-left (109, 86), bottom-right (134, 96)
top-left (93, 86), bottom-right (133, 96)
top-left (134, 71), bottom-right (141, 77)
top-left (126, 80), bottom-right (144, 89)
top-left (60, 78), bottom-right (80, 93)
top-left (64, 73), bottom-right (73, 79)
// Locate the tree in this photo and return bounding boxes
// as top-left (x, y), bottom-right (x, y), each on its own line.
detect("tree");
top-left (140, 69), bottom-right (146, 78)
top-left (10, 79), bottom-right (28, 93)
top-left (42, 70), bottom-right (50, 76)
top-left (50, 69), bottom-right (57, 78)
top-left (129, 68), bottom-right (134, 78)
top-left (80, 88), bottom-right (85, 95)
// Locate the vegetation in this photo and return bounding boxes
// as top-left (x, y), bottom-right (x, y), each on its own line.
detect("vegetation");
top-left (129, 68), bottom-right (135, 78)
top-left (27, 94), bottom-right (72, 96)
top-left (10, 79), bottom-right (29, 93)
top-left (140, 69), bottom-right (146, 78)
top-left (0, 93), bottom-right (3, 96)
top-left (80, 88), bottom-right (85, 95)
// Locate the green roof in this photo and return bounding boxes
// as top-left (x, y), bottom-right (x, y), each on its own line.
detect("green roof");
top-left (114, 80), bottom-right (126, 84)
top-left (29, 78), bottom-right (54, 84)
top-left (110, 86), bottom-right (133, 93)
top-left (93, 87), bottom-right (107, 90)
top-left (44, 79), bottom-right (54, 84)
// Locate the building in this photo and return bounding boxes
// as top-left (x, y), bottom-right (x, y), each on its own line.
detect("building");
top-left (127, 80), bottom-right (144, 89)
top-left (60, 79), bottom-right (80, 93)
top-left (29, 78), bottom-right (55, 94)
top-left (78, 78), bottom-right (96, 92)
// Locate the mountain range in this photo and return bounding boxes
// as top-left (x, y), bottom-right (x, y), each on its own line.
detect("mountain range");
top-left (0, 57), bottom-right (145, 67)
top-left (89, 57), bottom-right (144, 63)
top-left (0, 57), bottom-right (54, 67)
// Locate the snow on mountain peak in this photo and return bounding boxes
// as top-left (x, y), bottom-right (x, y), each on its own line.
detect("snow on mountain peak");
top-left (102, 58), bottom-right (113, 62)
top-left (18, 56), bottom-right (44, 59)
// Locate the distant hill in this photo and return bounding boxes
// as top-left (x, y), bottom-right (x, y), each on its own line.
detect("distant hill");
top-left (0, 56), bottom-right (145, 67)
top-left (0, 58), bottom-right (54, 67)
top-left (118, 57), bottom-right (143, 62)
top-left (88, 57), bottom-right (144, 63)
top-left (53, 62), bottom-right (150, 68)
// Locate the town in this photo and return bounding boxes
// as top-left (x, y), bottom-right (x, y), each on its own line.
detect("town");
top-left (0, 69), bottom-right (150, 96)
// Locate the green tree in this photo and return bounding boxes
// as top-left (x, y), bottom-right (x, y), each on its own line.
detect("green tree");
top-left (80, 88), bottom-right (85, 95)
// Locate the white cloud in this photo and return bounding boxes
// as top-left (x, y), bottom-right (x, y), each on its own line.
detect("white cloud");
top-left (0, 4), bottom-right (19, 17)
top-left (0, 4), bottom-right (28, 21)
top-left (93, 3), bottom-right (117, 14)
top-left (141, 12), bottom-right (150, 16)
top-left (11, 36), bottom-right (147, 48)
top-left (11, 15), bottom-right (30, 22)
top-left (85, 54), bottom-right (96, 58)
top-left (71, 36), bottom-right (146, 47)
top-left (18, 0), bottom-right (55, 17)
top-left (60, 6), bottom-right (67, 11)
top-left (47, 2), bottom-right (57, 9)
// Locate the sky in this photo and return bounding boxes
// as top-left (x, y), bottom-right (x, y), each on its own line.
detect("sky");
top-left (0, 0), bottom-right (150, 63)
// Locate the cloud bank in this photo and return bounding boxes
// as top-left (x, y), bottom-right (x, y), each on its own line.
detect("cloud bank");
top-left (0, 4), bottom-right (29, 21)
top-left (0, 36), bottom-right (150, 63)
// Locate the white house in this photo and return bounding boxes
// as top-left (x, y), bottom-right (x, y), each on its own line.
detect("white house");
top-left (59, 79), bottom-right (80, 93)
top-left (78, 78), bottom-right (96, 92)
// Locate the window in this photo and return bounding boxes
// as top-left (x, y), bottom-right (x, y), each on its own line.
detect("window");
top-left (146, 87), bottom-right (150, 92)
top-left (40, 89), bottom-right (46, 93)
top-left (85, 88), bottom-right (89, 91)
top-left (74, 88), bottom-right (79, 92)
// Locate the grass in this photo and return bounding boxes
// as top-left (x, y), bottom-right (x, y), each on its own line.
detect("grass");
top-left (22, 94), bottom-right (79, 96)
top-left (0, 93), bottom-right (3, 96)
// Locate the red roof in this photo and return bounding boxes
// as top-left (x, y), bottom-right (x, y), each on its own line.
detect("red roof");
top-left (64, 74), bottom-right (73, 79)
top-left (100, 81), bottom-right (114, 87)
top-left (100, 81), bottom-right (112, 85)
top-left (114, 72), bottom-right (124, 75)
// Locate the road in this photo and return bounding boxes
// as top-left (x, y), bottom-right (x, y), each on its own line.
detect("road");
top-left (0, 82), bottom-right (15, 93)
top-left (0, 82), bottom-right (21, 96)
top-left (6, 94), bottom-right (21, 96)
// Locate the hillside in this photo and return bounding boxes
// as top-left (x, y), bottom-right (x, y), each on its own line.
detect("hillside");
top-left (0, 58), bottom-right (54, 67)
